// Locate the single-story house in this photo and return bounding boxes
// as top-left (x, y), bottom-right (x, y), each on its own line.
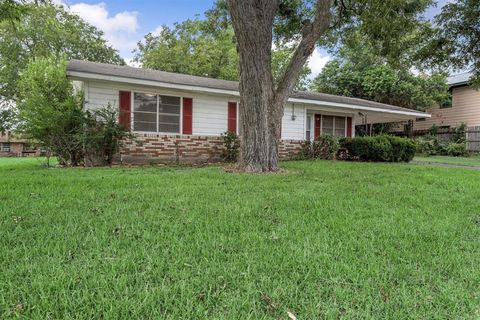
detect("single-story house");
top-left (67, 60), bottom-right (430, 163)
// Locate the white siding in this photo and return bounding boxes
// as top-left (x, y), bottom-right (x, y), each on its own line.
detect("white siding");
top-left (84, 80), bottom-right (350, 141)
top-left (192, 95), bottom-right (230, 136)
top-left (282, 103), bottom-right (305, 140)
top-left (84, 80), bottom-right (238, 136)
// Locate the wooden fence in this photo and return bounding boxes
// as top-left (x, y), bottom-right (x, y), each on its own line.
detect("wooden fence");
top-left (395, 126), bottom-right (480, 152)
top-left (467, 126), bottom-right (480, 151)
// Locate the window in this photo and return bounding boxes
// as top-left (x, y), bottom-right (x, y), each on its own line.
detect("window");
top-left (133, 93), bottom-right (181, 133)
top-left (306, 115), bottom-right (312, 140)
top-left (334, 117), bottom-right (346, 137)
top-left (0, 143), bottom-right (10, 152)
top-left (440, 90), bottom-right (452, 109)
top-left (416, 117), bottom-right (426, 122)
top-left (310, 115), bottom-right (348, 138)
top-left (158, 96), bottom-right (181, 133)
top-left (322, 116), bottom-right (334, 135)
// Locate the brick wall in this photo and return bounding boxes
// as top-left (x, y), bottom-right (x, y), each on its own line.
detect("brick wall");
top-left (0, 142), bottom-right (24, 157)
top-left (120, 134), bottom-right (304, 164)
top-left (279, 139), bottom-right (304, 159)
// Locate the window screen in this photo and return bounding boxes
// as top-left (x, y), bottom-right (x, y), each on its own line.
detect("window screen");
top-left (322, 116), bottom-right (334, 135)
top-left (334, 117), bottom-right (346, 137)
top-left (133, 93), bottom-right (181, 133)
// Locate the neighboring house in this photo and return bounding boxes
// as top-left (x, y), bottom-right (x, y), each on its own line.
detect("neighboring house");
top-left (411, 72), bottom-right (479, 131)
top-left (67, 60), bottom-right (429, 163)
top-left (0, 131), bottom-right (39, 157)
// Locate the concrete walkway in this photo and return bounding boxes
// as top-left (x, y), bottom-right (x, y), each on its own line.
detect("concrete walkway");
top-left (410, 159), bottom-right (480, 170)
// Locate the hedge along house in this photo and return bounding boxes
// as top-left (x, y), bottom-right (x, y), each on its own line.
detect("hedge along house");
top-left (67, 60), bottom-right (430, 163)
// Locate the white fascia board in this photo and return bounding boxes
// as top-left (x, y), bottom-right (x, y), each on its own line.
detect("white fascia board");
top-left (67, 71), bottom-right (240, 97)
top-left (68, 71), bottom-right (431, 118)
top-left (288, 98), bottom-right (431, 118)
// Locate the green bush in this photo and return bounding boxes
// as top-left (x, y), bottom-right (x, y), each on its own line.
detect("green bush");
top-left (415, 133), bottom-right (467, 157)
top-left (221, 131), bottom-right (240, 162)
top-left (416, 136), bottom-right (438, 155)
top-left (83, 106), bottom-right (133, 166)
top-left (300, 134), bottom-right (339, 160)
top-left (446, 142), bottom-right (468, 157)
top-left (17, 56), bottom-right (132, 166)
top-left (340, 135), bottom-right (415, 162)
top-left (17, 56), bottom-right (85, 166)
top-left (453, 122), bottom-right (467, 143)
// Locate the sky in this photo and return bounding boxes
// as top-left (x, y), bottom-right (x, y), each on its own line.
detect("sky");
top-left (57, 0), bottom-right (452, 78)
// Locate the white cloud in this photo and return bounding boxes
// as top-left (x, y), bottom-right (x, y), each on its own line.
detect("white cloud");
top-left (125, 58), bottom-right (141, 68)
top-left (151, 26), bottom-right (164, 37)
top-left (57, 1), bottom-right (139, 55)
top-left (308, 48), bottom-right (330, 78)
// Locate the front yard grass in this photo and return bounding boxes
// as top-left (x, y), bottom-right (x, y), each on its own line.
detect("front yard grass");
top-left (1, 158), bottom-right (479, 319)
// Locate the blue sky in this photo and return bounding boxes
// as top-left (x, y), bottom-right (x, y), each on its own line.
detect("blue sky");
top-left (58, 0), bottom-right (452, 76)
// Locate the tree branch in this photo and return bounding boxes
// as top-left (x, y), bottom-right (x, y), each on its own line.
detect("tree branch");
top-left (273, 0), bottom-right (332, 105)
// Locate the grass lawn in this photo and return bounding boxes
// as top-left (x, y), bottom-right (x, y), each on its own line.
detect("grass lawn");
top-left (1, 158), bottom-right (479, 319)
top-left (414, 154), bottom-right (480, 168)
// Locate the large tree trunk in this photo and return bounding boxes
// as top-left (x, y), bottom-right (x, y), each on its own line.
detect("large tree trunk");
top-left (227, 0), bottom-right (332, 172)
top-left (228, 0), bottom-right (278, 172)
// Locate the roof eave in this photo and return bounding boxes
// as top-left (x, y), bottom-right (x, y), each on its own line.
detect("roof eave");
top-left (67, 70), bottom-right (430, 118)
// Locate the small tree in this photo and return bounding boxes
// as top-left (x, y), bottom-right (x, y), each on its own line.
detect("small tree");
top-left (17, 56), bottom-right (85, 166)
top-left (83, 106), bottom-right (132, 166)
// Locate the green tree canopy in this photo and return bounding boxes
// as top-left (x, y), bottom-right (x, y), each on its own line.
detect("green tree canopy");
top-left (133, 2), bottom-right (311, 89)
top-left (17, 56), bottom-right (85, 164)
top-left (134, 19), bottom-right (239, 81)
top-left (311, 38), bottom-right (449, 111)
top-left (426, 0), bottom-right (480, 85)
top-left (0, 1), bottom-right (124, 102)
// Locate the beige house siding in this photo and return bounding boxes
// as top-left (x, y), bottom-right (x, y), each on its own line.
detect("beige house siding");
top-left (413, 86), bottom-right (480, 130)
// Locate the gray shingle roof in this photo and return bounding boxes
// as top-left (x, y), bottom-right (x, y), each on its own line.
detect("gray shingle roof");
top-left (447, 72), bottom-right (472, 86)
top-left (67, 59), bottom-right (428, 115)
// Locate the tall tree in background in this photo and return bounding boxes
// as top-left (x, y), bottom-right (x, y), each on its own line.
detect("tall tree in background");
top-left (311, 33), bottom-right (449, 111)
top-left (134, 19), bottom-right (240, 81)
top-left (133, 10), bottom-right (312, 89)
top-left (0, 1), bottom-right (123, 104)
top-left (430, 0), bottom-right (480, 86)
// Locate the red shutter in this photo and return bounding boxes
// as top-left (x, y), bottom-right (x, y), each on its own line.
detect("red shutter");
top-left (228, 102), bottom-right (237, 133)
top-left (347, 117), bottom-right (353, 137)
top-left (182, 97), bottom-right (193, 135)
top-left (119, 91), bottom-right (131, 129)
top-left (314, 114), bottom-right (321, 140)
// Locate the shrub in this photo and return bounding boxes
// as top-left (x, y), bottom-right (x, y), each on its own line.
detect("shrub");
top-left (83, 106), bottom-right (133, 166)
top-left (447, 142), bottom-right (468, 157)
top-left (300, 134), bottom-right (339, 160)
top-left (416, 136), bottom-right (438, 155)
top-left (17, 56), bottom-right (85, 166)
top-left (389, 135), bottom-right (417, 162)
top-left (340, 135), bottom-right (415, 162)
top-left (221, 131), bottom-right (240, 162)
top-left (17, 56), bottom-right (132, 167)
top-left (415, 133), bottom-right (467, 157)
top-left (453, 122), bottom-right (467, 143)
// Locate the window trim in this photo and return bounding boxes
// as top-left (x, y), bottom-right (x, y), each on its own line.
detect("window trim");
top-left (131, 91), bottom-right (183, 134)
top-left (307, 113), bottom-right (351, 139)
top-left (0, 142), bottom-right (11, 152)
top-left (305, 115), bottom-right (312, 141)
top-left (321, 115), bottom-right (347, 137)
